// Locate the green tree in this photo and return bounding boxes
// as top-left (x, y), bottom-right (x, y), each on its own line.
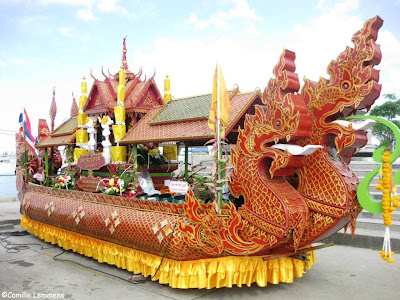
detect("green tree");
top-left (369, 93), bottom-right (400, 149)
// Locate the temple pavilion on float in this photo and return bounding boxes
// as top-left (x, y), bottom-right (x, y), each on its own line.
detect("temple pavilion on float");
top-left (35, 38), bottom-right (262, 187)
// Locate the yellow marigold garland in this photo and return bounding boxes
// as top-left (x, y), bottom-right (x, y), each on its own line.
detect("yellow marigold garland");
top-left (375, 150), bottom-right (400, 263)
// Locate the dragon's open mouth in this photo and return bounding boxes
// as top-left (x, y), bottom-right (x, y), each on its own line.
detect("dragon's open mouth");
top-left (332, 119), bottom-right (377, 131)
top-left (271, 144), bottom-right (322, 156)
top-left (267, 118), bottom-right (377, 167)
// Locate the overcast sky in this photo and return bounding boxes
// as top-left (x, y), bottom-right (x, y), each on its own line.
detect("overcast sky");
top-left (1, 0), bottom-right (399, 153)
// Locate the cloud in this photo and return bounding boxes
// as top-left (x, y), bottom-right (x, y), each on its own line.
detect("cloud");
top-left (185, 0), bottom-right (262, 31)
top-left (5, 0), bottom-right (398, 139)
top-left (317, 0), bottom-right (326, 9)
top-left (97, 0), bottom-right (129, 16)
top-left (281, 0), bottom-right (363, 81)
top-left (59, 27), bottom-right (72, 36)
top-left (377, 30), bottom-right (400, 97)
top-left (40, 0), bottom-right (96, 21)
top-left (58, 27), bottom-right (89, 42)
top-left (0, 57), bottom-right (54, 66)
top-left (277, 0), bottom-right (399, 101)
top-left (77, 6), bottom-right (96, 21)
top-left (134, 0), bottom-right (400, 104)
top-left (40, 0), bottom-right (131, 21)
top-left (18, 14), bottom-right (47, 26)
top-left (8, 58), bottom-right (30, 65)
top-left (132, 34), bottom-right (280, 99)
top-left (0, 75), bottom-right (88, 145)
top-left (40, 0), bottom-right (93, 5)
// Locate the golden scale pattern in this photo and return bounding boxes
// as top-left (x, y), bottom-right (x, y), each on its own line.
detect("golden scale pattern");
top-left (298, 154), bottom-right (348, 207)
top-left (292, 17), bottom-right (383, 246)
top-left (305, 199), bottom-right (344, 218)
top-left (228, 49), bottom-right (312, 251)
top-left (233, 155), bottom-right (285, 224)
top-left (237, 208), bottom-right (285, 238)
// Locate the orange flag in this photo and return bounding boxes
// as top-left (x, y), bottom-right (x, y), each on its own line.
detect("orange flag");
top-left (208, 64), bottom-right (231, 132)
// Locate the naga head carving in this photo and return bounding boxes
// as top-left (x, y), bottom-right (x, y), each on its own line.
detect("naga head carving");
top-left (238, 50), bottom-right (312, 156)
top-left (300, 16), bottom-right (383, 159)
top-left (234, 16), bottom-right (382, 171)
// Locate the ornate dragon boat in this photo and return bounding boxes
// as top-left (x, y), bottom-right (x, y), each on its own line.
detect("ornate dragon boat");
top-left (17, 16), bottom-right (384, 289)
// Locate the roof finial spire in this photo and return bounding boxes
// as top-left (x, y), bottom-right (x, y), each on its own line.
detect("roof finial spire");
top-left (70, 92), bottom-right (78, 117)
top-left (50, 86), bottom-right (57, 132)
top-left (122, 36), bottom-right (128, 71)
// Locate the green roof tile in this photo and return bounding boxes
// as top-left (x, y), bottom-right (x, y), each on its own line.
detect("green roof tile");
top-left (51, 117), bottom-right (78, 136)
top-left (150, 94), bottom-right (211, 124)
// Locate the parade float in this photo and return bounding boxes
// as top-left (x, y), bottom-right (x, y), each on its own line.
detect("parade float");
top-left (16, 16), bottom-right (398, 289)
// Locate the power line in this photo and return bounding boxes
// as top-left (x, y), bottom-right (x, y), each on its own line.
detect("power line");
top-left (0, 132), bottom-right (17, 136)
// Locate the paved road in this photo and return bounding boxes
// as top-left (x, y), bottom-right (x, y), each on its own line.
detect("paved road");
top-left (0, 225), bottom-right (399, 300)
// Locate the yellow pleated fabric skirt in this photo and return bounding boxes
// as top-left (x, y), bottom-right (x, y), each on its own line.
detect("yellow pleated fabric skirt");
top-left (21, 215), bottom-right (315, 289)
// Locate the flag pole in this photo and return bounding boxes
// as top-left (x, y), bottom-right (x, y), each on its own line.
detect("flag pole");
top-left (22, 109), bottom-right (28, 182)
top-left (216, 63), bottom-right (222, 214)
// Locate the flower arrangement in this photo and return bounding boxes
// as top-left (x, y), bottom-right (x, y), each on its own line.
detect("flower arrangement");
top-left (52, 165), bottom-right (80, 190)
top-left (100, 165), bottom-right (140, 197)
top-left (102, 177), bottom-right (125, 195)
top-left (54, 175), bottom-right (73, 189)
top-left (137, 143), bottom-right (167, 166)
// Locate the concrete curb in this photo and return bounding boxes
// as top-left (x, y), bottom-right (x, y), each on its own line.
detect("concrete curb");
top-left (0, 218), bottom-right (20, 226)
top-left (0, 196), bottom-right (17, 202)
top-left (322, 229), bottom-right (400, 252)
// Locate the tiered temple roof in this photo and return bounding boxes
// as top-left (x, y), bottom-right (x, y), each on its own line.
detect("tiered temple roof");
top-left (36, 117), bottom-right (77, 148)
top-left (121, 89), bottom-right (262, 146)
top-left (84, 70), bottom-right (163, 116)
top-left (36, 66), bottom-right (163, 148)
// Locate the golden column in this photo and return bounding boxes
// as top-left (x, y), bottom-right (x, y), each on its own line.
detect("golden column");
top-left (111, 38), bottom-right (128, 163)
top-left (162, 74), bottom-right (177, 160)
top-left (164, 74), bottom-right (171, 103)
top-left (74, 76), bottom-right (89, 161)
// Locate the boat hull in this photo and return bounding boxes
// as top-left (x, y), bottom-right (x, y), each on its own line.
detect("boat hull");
top-left (20, 184), bottom-right (315, 288)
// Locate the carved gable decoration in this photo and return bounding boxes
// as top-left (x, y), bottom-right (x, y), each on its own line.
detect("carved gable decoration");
top-left (38, 119), bottom-right (50, 142)
top-left (136, 87), bottom-right (163, 109)
top-left (84, 84), bottom-right (109, 114)
top-left (84, 74), bottom-right (163, 114)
